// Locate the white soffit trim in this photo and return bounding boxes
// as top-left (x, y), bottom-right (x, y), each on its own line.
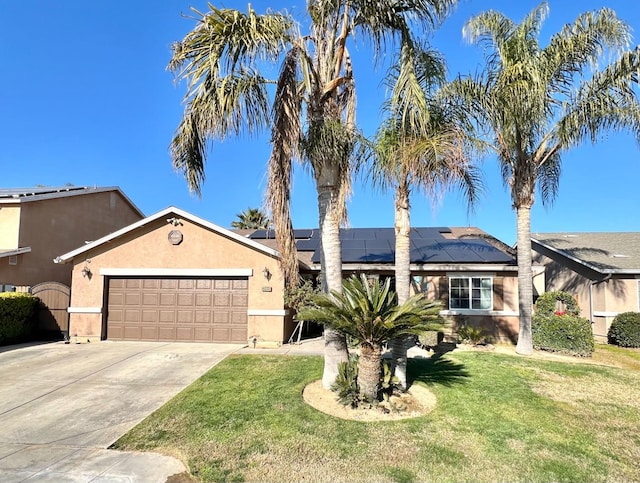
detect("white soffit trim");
top-left (247, 309), bottom-right (290, 316)
top-left (68, 307), bottom-right (102, 314)
top-left (55, 206), bottom-right (280, 263)
top-left (100, 268), bottom-right (253, 277)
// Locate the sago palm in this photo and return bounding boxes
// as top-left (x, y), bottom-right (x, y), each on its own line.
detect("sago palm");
top-left (297, 274), bottom-right (443, 402)
top-left (168, 0), bottom-right (459, 387)
top-left (371, 43), bottom-right (482, 388)
top-left (446, 2), bottom-right (640, 354)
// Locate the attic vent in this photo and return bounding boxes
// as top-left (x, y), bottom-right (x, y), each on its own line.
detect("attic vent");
top-left (562, 234), bottom-right (578, 238)
top-left (611, 254), bottom-right (630, 258)
top-left (8, 256), bottom-right (17, 266)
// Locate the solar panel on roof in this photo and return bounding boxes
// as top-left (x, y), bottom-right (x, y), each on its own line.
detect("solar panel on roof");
top-left (342, 239), bottom-right (366, 250)
top-left (412, 227), bottom-right (449, 239)
top-left (295, 238), bottom-right (320, 251)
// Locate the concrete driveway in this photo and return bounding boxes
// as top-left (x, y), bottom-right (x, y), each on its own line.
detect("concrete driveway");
top-left (0, 340), bottom-right (243, 482)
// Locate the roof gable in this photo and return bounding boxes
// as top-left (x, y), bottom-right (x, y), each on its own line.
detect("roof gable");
top-left (55, 207), bottom-right (279, 263)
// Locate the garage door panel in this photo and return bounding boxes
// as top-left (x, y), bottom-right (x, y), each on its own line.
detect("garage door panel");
top-left (194, 327), bottom-right (211, 341)
top-left (124, 310), bottom-right (141, 323)
top-left (143, 279), bottom-right (160, 289)
top-left (142, 293), bottom-right (159, 305)
top-left (214, 279), bottom-right (230, 290)
top-left (158, 327), bottom-right (176, 340)
top-left (142, 310), bottom-right (158, 322)
top-left (177, 310), bottom-right (194, 323)
top-left (232, 279), bottom-right (248, 290)
top-left (214, 293), bottom-right (230, 308)
top-left (178, 279), bottom-right (194, 290)
top-left (232, 294), bottom-right (248, 307)
top-left (231, 327), bottom-right (247, 342)
top-left (159, 310), bottom-right (175, 323)
top-left (125, 279), bottom-right (141, 289)
top-left (123, 326), bottom-right (142, 339)
top-left (176, 327), bottom-right (194, 341)
top-left (195, 311), bottom-right (212, 324)
top-left (195, 294), bottom-right (212, 306)
top-left (107, 277), bottom-right (248, 343)
top-left (141, 326), bottom-right (158, 340)
top-left (177, 294), bottom-right (194, 306)
top-left (196, 279), bottom-right (212, 289)
top-left (161, 279), bottom-right (178, 290)
top-left (231, 312), bottom-right (247, 325)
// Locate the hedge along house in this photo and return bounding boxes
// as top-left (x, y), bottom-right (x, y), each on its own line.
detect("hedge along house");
top-left (532, 232), bottom-right (640, 341)
top-left (248, 226), bottom-right (522, 342)
top-left (55, 207), bottom-right (292, 345)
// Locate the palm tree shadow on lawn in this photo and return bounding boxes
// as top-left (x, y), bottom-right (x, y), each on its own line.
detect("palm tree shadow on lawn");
top-left (407, 353), bottom-right (470, 388)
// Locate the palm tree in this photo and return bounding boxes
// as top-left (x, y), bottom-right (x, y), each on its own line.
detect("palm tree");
top-left (446, 3), bottom-right (640, 354)
top-left (371, 44), bottom-right (482, 388)
top-left (167, 1), bottom-right (459, 387)
top-left (296, 274), bottom-right (443, 402)
top-left (231, 207), bottom-right (272, 229)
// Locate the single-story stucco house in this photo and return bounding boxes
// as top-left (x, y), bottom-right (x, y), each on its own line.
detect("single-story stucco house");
top-left (56, 207), bottom-right (522, 345)
top-left (532, 232), bottom-right (640, 340)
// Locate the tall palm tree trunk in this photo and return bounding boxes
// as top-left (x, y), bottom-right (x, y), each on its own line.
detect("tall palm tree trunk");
top-left (359, 344), bottom-right (383, 402)
top-left (515, 204), bottom-right (534, 355)
top-left (317, 165), bottom-right (349, 389)
top-left (391, 185), bottom-right (412, 389)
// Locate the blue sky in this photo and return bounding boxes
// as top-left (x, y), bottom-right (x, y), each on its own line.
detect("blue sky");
top-left (1, 1), bottom-right (638, 246)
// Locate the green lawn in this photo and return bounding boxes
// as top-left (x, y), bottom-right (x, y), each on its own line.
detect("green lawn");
top-left (113, 347), bottom-right (640, 483)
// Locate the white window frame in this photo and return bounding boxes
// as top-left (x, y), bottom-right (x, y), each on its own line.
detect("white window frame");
top-left (449, 276), bottom-right (493, 310)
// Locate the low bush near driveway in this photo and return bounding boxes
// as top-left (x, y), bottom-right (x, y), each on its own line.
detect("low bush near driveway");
top-left (0, 293), bottom-right (39, 345)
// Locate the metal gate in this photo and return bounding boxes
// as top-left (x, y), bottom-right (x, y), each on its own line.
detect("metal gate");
top-left (31, 282), bottom-right (70, 339)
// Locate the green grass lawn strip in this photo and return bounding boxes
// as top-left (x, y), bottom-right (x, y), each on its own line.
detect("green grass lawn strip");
top-left (114, 350), bottom-right (640, 483)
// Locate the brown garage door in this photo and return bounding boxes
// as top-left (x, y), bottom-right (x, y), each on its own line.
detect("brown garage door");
top-left (106, 277), bottom-right (248, 343)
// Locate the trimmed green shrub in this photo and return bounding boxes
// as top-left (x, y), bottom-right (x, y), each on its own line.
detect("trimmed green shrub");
top-left (534, 291), bottom-right (580, 317)
top-left (608, 312), bottom-right (640, 348)
top-left (0, 293), bottom-right (40, 345)
top-left (532, 314), bottom-right (594, 357)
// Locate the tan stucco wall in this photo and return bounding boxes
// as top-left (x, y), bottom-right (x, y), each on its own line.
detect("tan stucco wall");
top-left (409, 272), bottom-right (519, 343)
top-left (0, 190), bottom-right (142, 288)
top-left (0, 205), bottom-right (21, 249)
top-left (68, 216), bottom-right (289, 344)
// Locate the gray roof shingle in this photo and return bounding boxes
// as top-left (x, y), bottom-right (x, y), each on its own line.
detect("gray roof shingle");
top-left (532, 232), bottom-right (640, 273)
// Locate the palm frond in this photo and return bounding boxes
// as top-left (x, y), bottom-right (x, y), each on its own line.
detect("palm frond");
top-left (267, 46), bottom-right (304, 288)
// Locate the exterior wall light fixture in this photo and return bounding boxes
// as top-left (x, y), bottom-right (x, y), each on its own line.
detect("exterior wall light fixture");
top-left (262, 267), bottom-right (271, 281)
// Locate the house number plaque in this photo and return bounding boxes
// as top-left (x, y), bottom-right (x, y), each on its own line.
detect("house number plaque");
top-left (168, 230), bottom-right (183, 245)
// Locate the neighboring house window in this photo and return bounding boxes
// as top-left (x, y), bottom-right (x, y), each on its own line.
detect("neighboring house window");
top-left (449, 276), bottom-right (492, 310)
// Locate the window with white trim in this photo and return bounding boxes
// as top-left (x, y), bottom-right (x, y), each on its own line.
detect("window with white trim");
top-left (449, 276), bottom-right (492, 310)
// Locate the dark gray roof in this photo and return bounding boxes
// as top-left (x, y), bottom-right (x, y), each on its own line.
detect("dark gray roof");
top-left (532, 232), bottom-right (640, 273)
top-left (250, 227), bottom-right (515, 265)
